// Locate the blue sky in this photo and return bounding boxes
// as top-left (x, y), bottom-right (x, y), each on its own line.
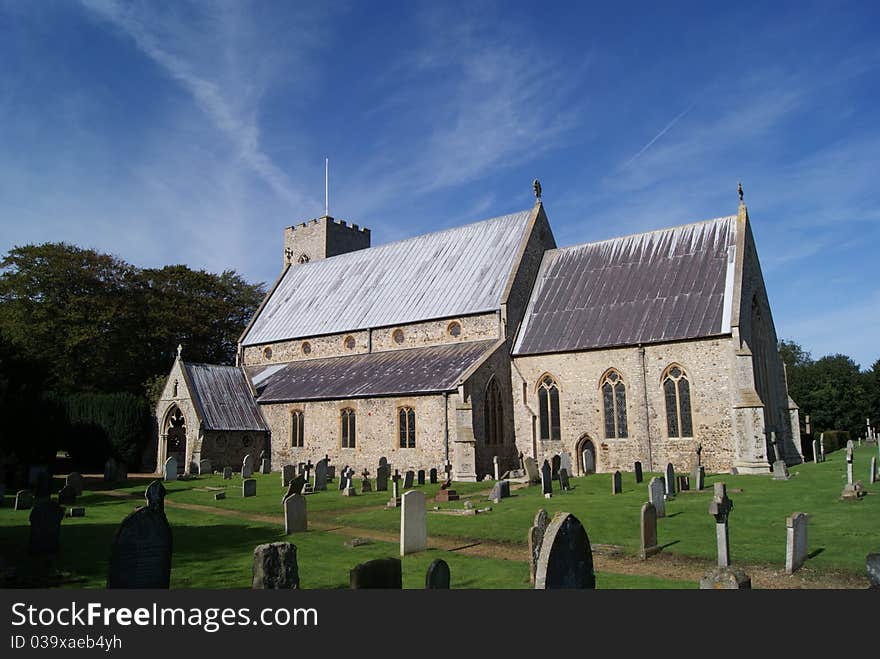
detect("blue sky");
top-left (1, 1), bottom-right (878, 367)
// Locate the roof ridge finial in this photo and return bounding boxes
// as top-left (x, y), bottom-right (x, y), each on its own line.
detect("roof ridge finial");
top-left (533, 178), bottom-right (542, 202)
top-left (177, 344), bottom-right (183, 359)
top-left (738, 181), bottom-right (744, 205)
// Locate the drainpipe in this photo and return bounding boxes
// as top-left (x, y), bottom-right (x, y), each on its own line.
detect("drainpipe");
top-left (443, 392), bottom-right (450, 463)
top-left (639, 344), bottom-right (654, 471)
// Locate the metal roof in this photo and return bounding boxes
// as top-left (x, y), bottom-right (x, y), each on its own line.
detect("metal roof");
top-left (513, 216), bottom-right (737, 355)
top-left (183, 363), bottom-right (269, 431)
top-left (250, 340), bottom-right (500, 403)
top-left (241, 209), bottom-right (533, 346)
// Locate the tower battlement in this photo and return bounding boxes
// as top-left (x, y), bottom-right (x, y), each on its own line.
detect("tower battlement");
top-left (283, 215), bottom-right (371, 266)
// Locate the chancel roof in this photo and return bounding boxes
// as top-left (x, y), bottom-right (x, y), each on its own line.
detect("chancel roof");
top-left (241, 209), bottom-right (533, 346)
top-left (513, 216), bottom-right (738, 355)
top-left (183, 363), bottom-right (268, 431)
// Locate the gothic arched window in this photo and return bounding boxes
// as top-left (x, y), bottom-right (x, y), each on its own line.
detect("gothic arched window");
top-left (291, 410), bottom-right (304, 447)
top-left (341, 408), bottom-right (356, 448)
top-left (537, 375), bottom-right (561, 441)
top-left (484, 377), bottom-right (504, 445)
top-left (601, 369), bottom-right (628, 439)
top-left (398, 407), bottom-right (416, 448)
top-left (662, 365), bottom-right (693, 438)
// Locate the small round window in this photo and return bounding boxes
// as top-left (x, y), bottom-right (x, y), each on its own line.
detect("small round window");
top-left (263, 347), bottom-right (273, 359)
top-left (392, 329), bottom-right (405, 344)
top-left (302, 341), bottom-right (312, 355)
top-left (447, 321), bottom-right (462, 337)
top-left (344, 335), bottom-right (356, 350)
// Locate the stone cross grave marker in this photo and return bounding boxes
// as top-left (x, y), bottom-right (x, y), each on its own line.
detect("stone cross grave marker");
top-left (164, 456), bottom-right (178, 482)
top-left (558, 468), bottom-right (571, 491)
top-left (252, 542), bottom-right (299, 589)
top-left (639, 502), bottom-right (659, 560)
top-left (66, 472), bottom-right (83, 497)
top-left (350, 558), bottom-right (402, 589)
top-left (695, 441), bottom-right (702, 467)
top-left (400, 490), bottom-right (427, 556)
top-left (29, 499), bottom-right (65, 555)
top-left (634, 461), bottom-right (643, 483)
top-left (425, 558), bottom-right (451, 589)
top-left (541, 460), bottom-right (553, 497)
top-left (14, 490), bottom-right (33, 511)
top-left (361, 469), bottom-right (372, 493)
top-left (417, 469), bottom-right (425, 486)
top-left (708, 482), bottom-right (733, 568)
top-left (304, 460), bottom-right (313, 482)
top-left (283, 492), bottom-right (307, 534)
top-left (403, 470), bottom-right (415, 489)
top-left (493, 455), bottom-right (500, 481)
top-left (389, 470), bottom-right (401, 507)
top-left (342, 468), bottom-right (357, 496)
top-left (107, 480), bottom-right (171, 588)
top-left (648, 477), bottom-right (666, 518)
top-left (242, 478), bottom-right (256, 498)
top-left (528, 508), bottom-right (550, 586)
top-left (785, 512), bottom-right (808, 574)
top-left (241, 454), bottom-right (254, 479)
top-left (429, 467), bottom-right (437, 484)
top-left (611, 470), bottom-right (622, 495)
top-left (665, 463), bottom-right (675, 497)
top-left (534, 512), bottom-right (596, 589)
top-left (282, 465), bottom-right (296, 488)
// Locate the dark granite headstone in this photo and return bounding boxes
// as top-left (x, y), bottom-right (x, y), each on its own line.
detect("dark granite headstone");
top-left (375, 464), bottom-right (389, 491)
top-left (665, 463), bottom-right (676, 497)
top-left (350, 557), bottom-right (402, 589)
top-left (282, 465), bottom-right (296, 487)
top-left (314, 458), bottom-right (329, 491)
top-left (634, 461), bottom-right (643, 483)
top-left (252, 542), bottom-right (299, 589)
top-left (534, 512), bottom-right (595, 589)
top-left (541, 460), bottom-right (553, 496)
top-left (107, 481), bottom-right (171, 588)
top-left (551, 455), bottom-right (561, 480)
top-left (612, 470), bottom-right (622, 495)
top-left (559, 468), bottom-right (571, 491)
top-left (429, 468), bottom-right (438, 484)
top-left (285, 475), bottom-right (305, 500)
top-left (223, 467), bottom-right (233, 480)
top-left (29, 499), bottom-right (65, 555)
top-left (403, 470), bottom-right (415, 489)
top-left (425, 558), bottom-right (451, 589)
top-left (488, 479), bottom-right (510, 502)
top-left (57, 484), bottom-right (76, 506)
top-left (242, 478), bottom-right (257, 497)
top-left (417, 469), bottom-right (425, 485)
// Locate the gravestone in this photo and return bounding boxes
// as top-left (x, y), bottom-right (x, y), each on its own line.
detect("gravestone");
top-left (677, 474), bottom-right (690, 491)
top-left (560, 452), bottom-right (573, 476)
top-left (163, 457), bottom-right (178, 482)
top-left (339, 466), bottom-right (350, 491)
top-left (820, 433), bottom-right (825, 462)
top-left (350, 558), bottom-right (402, 589)
top-left (241, 454), bottom-right (254, 479)
top-left (665, 463), bottom-right (675, 497)
top-left (785, 512), bottom-right (809, 574)
top-left (375, 464), bottom-right (389, 492)
top-left (639, 502), bottom-right (659, 560)
top-left (541, 460), bottom-right (553, 497)
top-left (648, 477), bottom-right (666, 518)
top-left (493, 455), bottom-right (500, 481)
top-left (223, 467), bottom-right (233, 480)
top-left (29, 499), bottom-right (65, 555)
top-left (14, 490), bottom-right (33, 511)
top-left (103, 458), bottom-right (117, 483)
top-left (867, 554), bottom-right (880, 589)
top-left (558, 468), bottom-right (571, 491)
top-left (107, 481), bottom-right (172, 588)
top-left (252, 542), bottom-right (299, 589)
top-left (812, 439), bottom-right (819, 464)
top-left (327, 465), bottom-right (336, 481)
top-left (242, 478), bottom-right (256, 497)
top-left (361, 469), bottom-right (372, 493)
top-left (488, 479), bottom-right (510, 503)
top-left (57, 484), bottom-right (76, 506)
top-left (534, 512), bottom-right (595, 589)
top-left (871, 456), bottom-right (877, 484)
top-left (524, 456), bottom-right (540, 484)
top-left (282, 465), bottom-right (296, 487)
top-left (699, 482), bottom-right (750, 589)
top-left (286, 475), bottom-right (306, 499)
top-left (66, 472), bottom-right (84, 497)
top-left (283, 492), bottom-right (307, 534)
top-left (846, 443), bottom-right (854, 485)
top-left (693, 466), bottom-right (705, 491)
top-left (425, 558), bottom-right (451, 589)
top-left (33, 469), bottom-right (50, 498)
top-left (581, 447), bottom-right (595, 474)
top-left (314, 458), bottom-right (329, 491)
top-left (551, 454), bottom-right (561, 480)
top-left (403, 470), bottom-right (415, 489)
top-left (417, 469), bottom-right (425, 486)
top-left (528, 508), bottom-right (550, 586)
top-left (400, 490), bottom-right (427, 555)
top-left (429, 468), bottom-right (438, 484)
top-left (67, 507), bottom-right (85, 518)
top-left (261, 458), bottom-right (271, 475)
top-left (611, 470), bottom-right (622, 495)
top-left (634, 461), bottom-right (643, 484)
top-left (303, 460), bottom-right (313, 482)
top-left (214, 492), bottom-right (225, 501)
top-left (199, 459), bottom-right (211, 476)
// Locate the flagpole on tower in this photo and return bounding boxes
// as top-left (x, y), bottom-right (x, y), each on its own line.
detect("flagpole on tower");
top-left (325, 157), bottom-right (329, 217)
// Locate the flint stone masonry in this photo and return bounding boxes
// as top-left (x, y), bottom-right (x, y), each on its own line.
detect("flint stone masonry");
top-left (252, 542), bottom-right (299, 589)
top-left (534, 512), bottom-right (595, 589)
top-left (785, 512), bottom-right (808, 574)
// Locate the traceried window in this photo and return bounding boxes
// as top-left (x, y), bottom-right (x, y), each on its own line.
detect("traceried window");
top-left (341, 408), bottom-right (356, 448)
top-left (663, 365), bottom-right (693, 438)
top-left (601, 369), bottom-right (628, 439)
top-left (398, 407), bottom-right (416, 448)
top-left (484, 378), bottom-right (504, 445)
top-left (537, 375), bottom-right (561, 441)
top-left (290, 410), bottom-right (304, 447)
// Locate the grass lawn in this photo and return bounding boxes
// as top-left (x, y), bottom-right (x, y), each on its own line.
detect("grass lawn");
top-left (2, 445), bottom-right (876, 587)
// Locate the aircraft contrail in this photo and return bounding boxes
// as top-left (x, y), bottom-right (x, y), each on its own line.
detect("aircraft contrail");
top-left (621, 103), bottom-right (695, 169)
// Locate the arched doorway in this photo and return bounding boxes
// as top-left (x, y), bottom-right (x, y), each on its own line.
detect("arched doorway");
top-left (163, 406), bottom-right (187, 474)
top-left (576, 435), bottom-right (596, 475)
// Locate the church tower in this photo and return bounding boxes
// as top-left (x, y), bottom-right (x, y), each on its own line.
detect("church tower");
top-left (282, 215), bottom-right (371, 267)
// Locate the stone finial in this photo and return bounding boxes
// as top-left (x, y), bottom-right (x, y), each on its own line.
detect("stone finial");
top-left (176, 344), bottom-right (183, 359)
top-left (738, 181), bottom-right (744, 203)
top-left (533, 178), bottom-right (542, 201)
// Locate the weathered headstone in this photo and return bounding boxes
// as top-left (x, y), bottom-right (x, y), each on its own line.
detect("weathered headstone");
top-left (242, 478), bottom-right (256, 497)
top-left (283, 492), bottom-right (307, 534)
top-left (551, 454), bottom-right (561, 480)
top-left (677, 474), bottom-right (690, 491)
top-left (528, 508), bottom-right (550, 586)
top-left (241, 454), bottom-right (254, 479)
top-left (260, 458), bottom-right (271, 475)
top-left (375, 463), bottom-right (389, 491)
top-left (560, 452), bottom-right (573, 475)
top-left (846, 443), bottom-right (854, 485)
top-left (785, 512), bottom-right (808, 574)
top-left (693, 466), bottom-right (705, 491)
top-left (282, 464), bottom-right (296, 487)
top-left (361, 469), bottom-right (372, 493)
top-left (285, 475), bottom-right (305, 499)
top-left (524, 456), bottom-right (540, 484)
top-left (429, 467), bottom-right (438, 484)
top-left (417, 469), bottom-right (426, 486)
top-left (820, 432), bottom-right (825, 462)
top-left (29, 499), bottom-right (65, 555)
top-left (107, 481), bottom-right (172, 588)
top-left (57, 484), bottom-right (76, 506)
top-left (648, 477), bottom-right (666, 518)
top-left (66, 472), bottom-right (84, 497)
top-left (665, 463), bottom-right (675, 497)
top-left (534, 512), bottom-right (595, 589)
top-left (403, 470), bottom-right (415, 489)
top-left (488, 479), bottom-right (510, 503)
top-left (164, 456), bottom-right (178, 482)
top-left (400, 490), bottom-right (427, 555)
top-left (223, 467), bottom-right (233, 480)
top-left (314, 458), bottom-right (328, 491)
top-left (870, 456), bottom-right (877, 484)
top-left (425, 558), bottom-right (451, 589)
top-left (611, 470), bottom-right (622, 495)
top-left (699, 482), bottom-right (750, 589)
top-left (199, 459), bottom-right (211, 476)
top-left (639, 502), bottom-right (660, 560)
top-left (339, 465), bottom-right (350, 491)
top-left (103, 458), bottom-right (117, 483)
top-left (634, 461), bottom-right (643, 483)
top-left (14, 490), bottom-right (33, 511)
top-left (350, 558), bottom-right (402, 589)
top-left (558, 468), bottom-right (571, 491)
top-left (541, 460), bottom-right (553, 497)
top-left (252, 542), bottom-right (299, 589)
top-left (867, 554), bottom-right (880, 589)
top-left (812, 439), bottom-right (819, 464)
top-left (582, 447), bottom-right (595, 474)
top-left (493, 455), bottom-right (500, 481)
top-left (772, 455), bottom-right (790, 481)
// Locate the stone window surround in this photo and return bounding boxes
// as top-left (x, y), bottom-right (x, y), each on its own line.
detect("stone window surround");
top-left (340, 407), bottom-right (356, 448)
top-left (661, 362), bottom-right (695, 440)
top-left (397, 405), bottom-right (417, 448)
top-left (535, 372), bottom-right (562, 442)
top-left (290, 409), bottom-right (304, 447)
top-left (599, 367), bottom-right (629, 440)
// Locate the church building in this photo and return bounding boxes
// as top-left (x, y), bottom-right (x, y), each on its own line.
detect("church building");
top-left (153, 184), bottom-right (802, 480)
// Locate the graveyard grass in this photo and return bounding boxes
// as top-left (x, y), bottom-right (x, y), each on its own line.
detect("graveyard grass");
top-left (1, 445), bottom-right (877, 588)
